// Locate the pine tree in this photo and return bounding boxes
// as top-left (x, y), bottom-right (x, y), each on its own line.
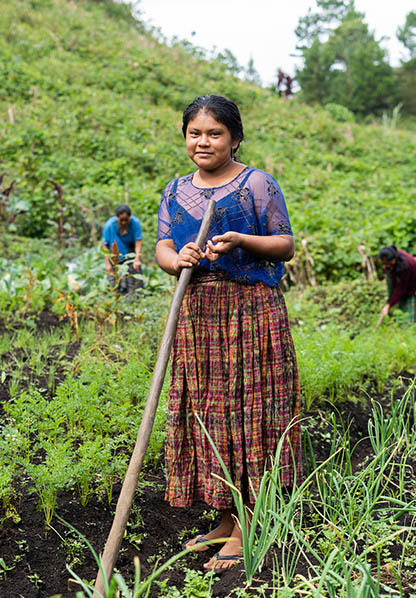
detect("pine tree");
top-left (295, 1), bottom-right (399, 115)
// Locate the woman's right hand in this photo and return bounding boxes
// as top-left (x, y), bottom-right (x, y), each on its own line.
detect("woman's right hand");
top-left (380, 303), bottom-right (390, 318)
top-left (174, 242), bottom-right (204, 272)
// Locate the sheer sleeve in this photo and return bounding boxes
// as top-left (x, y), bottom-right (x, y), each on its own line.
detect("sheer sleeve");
top-left (249, 170), bottom-right (293, 236)
top-left (156, 183), bottom-right (173, 242)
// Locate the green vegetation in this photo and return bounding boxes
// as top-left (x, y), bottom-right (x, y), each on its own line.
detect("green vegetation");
top-left (397, 10), bottom-right (416, 59)
top-left (0, 234), bottom-right (415, 595)
top-left (286, 279), bottom-right (416, 407)
top-left (295, 2), bottom-right (416, 117)
top-left (1, 0), bottom-right (416, 595)
top-left (1, 0), bottom-right (416, 282)
top-left (49, 383), bottom-right (416, 597)
top-left (396, 11), bottom-right (416, 115)
top-left (294, 0), bottom-right (398, 115)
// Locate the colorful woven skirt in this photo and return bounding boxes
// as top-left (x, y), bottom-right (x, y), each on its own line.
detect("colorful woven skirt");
top-left (164, 276), bottom-right (302, 510)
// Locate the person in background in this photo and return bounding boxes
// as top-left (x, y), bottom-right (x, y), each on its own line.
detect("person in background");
top-left (378, 245), bottom-right (416, 326)
top-left (102, 204), bottom-right (143, 294)
top-left (156, 94), bottom-right (302, 571)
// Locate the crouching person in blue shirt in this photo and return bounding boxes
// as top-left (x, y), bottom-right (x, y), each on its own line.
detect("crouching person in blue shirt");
top-left (102, 204), bottom-right (143, 294)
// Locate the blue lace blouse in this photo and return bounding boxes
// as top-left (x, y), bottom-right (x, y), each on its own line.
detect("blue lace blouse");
top-left (157, 166), bottom-right (293, 287)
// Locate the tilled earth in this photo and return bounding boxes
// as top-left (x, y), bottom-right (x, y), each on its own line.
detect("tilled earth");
top-left (0, 313), bottom-right (414, 597)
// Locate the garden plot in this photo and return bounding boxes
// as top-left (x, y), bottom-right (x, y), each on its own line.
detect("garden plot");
top-left (0, 285), bottom-right (415, 597)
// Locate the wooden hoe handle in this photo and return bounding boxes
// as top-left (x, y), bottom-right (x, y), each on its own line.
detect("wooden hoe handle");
top-left (93, 199), bottom-right (216, 597)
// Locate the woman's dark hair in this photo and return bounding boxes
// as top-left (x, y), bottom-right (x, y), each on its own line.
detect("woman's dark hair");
top-left (116, 204), bottom-right (131, 217)
top-left (182, 95), bottom-right (244, 155)
top-left (378, 245), bottom-right (398, 262)
top-left (378, 245), bottom-right (408, 275)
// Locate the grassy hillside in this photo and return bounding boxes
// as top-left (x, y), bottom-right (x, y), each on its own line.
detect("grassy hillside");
top-left (1, 0), bottom-right (416, 280)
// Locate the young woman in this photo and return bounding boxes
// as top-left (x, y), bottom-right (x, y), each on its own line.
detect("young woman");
top-left (156, 95), bottom-right (302, 570)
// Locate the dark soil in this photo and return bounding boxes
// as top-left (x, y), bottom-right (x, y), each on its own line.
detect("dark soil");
top-left (0, 312), bottom-right (415, 597)
top-left (0, 468), bottom-right (320, 598)
top-left (0, 310), bottom-right (80, 422)
top-left (1, 375), bottom-right (413, 598)
top-left (0, 309), bottom-right (63, 335)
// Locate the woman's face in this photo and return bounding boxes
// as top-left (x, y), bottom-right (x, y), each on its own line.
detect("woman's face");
top-left (381, 257), bottom-right (396, 271)
top-left (117, 212), bottom-right (130, 231)
top-left (185, 110), bottom-right (238, 172)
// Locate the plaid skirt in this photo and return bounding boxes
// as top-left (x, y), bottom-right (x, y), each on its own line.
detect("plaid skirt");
top-left (164, 275), bottom-right (302, 509)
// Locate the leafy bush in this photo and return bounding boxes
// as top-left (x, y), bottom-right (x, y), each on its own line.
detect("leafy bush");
top-left (324, 103), bottom-right (355, 123)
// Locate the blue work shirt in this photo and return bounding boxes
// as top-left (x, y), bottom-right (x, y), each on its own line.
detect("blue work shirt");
top-left (102, 215), bottom-right (142, 260)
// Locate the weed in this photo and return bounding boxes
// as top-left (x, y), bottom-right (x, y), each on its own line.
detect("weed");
top-left (57, 517), bottom-right (222, 598)
top-left (64, 532), bottom-right (88, 569)
top-left (27, 572), bottom-right (43, 588)
top-left (177, 526), bottom-right (199, 544)
top-left (156, 567), bottom-right (217, 597)
top-left (201, 509), bottom-right (217, 522)
top-left (0, 557), bottom-right (14, 579)
top-left (56, 290), bottom-right (79, 337)
top-left (12, 537), bottom-right (29, 566)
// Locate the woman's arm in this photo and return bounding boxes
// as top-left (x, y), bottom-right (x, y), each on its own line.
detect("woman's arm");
top-left (133, 239), bottom-right (142, 271)
top-left (103, 245), bottom-right (113, 273)
top-left (205, 232), bottom-right (294, 262)
top-left (156, 239), bottom-right (204, 276)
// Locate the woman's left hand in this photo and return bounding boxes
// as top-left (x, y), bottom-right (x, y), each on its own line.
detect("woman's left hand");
top-left (205, 232), bottom-right (240, 262)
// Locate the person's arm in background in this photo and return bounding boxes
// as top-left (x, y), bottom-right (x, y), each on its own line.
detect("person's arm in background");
top-left (377, 267), bottom-right (411, 326)
top-left (103, 245), bottom-right (113, 274)
top-left (132, 217), bottom-right (143, 271)
top-left (133, 239), bottom-right (142, 271)
top-left (377, 302), bottom-right (390, 327)
top-left (102, 222), bottom-right (113, 274)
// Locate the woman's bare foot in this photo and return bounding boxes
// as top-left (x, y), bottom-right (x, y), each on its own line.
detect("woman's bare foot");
top-left (203, 522), bottom-right (243, 569)
top-left (185, 509), bottom-right (235, 552)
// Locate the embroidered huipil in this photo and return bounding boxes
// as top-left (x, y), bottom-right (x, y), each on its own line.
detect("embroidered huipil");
top-left (157, 167), bottom-right (292, 287)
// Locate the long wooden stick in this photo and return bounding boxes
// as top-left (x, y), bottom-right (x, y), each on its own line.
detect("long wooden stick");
top-left (93, 199), bottom-right (216, 597)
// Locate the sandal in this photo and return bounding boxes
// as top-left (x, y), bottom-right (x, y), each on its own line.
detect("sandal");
top-left (185, 534), bottom-right (210, 551)
top-left (204, 551), bottom-right (242, 570)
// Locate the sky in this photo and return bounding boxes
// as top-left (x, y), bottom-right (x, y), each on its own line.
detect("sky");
top-left (134, 0), bottom-right (414, 86)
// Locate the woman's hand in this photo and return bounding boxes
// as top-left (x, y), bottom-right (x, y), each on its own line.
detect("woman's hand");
top-left (380, 304), bottom-right (390, 318)
top-left (157, 239), bottom-right (204, 276)
top-left (174, 242), bottom-right (205, 271)
top-left (205, 232), bottom-right (240, 262)
top-left (205, 232), bottom-right (294, 262)
top-left (376, 303), bottom-right (390, 328)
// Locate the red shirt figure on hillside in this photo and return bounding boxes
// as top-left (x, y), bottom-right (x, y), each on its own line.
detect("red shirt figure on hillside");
top-left (276, 70), bottom-right (294, 97)
top-left (377, 245), bottom-right (416, 326)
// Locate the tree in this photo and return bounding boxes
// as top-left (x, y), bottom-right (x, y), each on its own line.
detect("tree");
top-left (245, 57), bottom-right (262, 86)
top-left (215, 49), bottom-right (242, 75)
top-left (295, 2), bottom-right (399, 115)
top-left (295, 39), bottom-right (332, 104)
top-left (397, 11), bottom-right (416, 59)
top-left (396, 12), bottom-right (416, 115)
top-left (395, 58), bottom-right (416, 115)
top-left (295, 0), bottom-right (354, 49)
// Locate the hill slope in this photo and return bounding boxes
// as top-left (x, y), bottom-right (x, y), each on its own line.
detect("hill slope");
top-left (1, 0), bottom-right (415, 280)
